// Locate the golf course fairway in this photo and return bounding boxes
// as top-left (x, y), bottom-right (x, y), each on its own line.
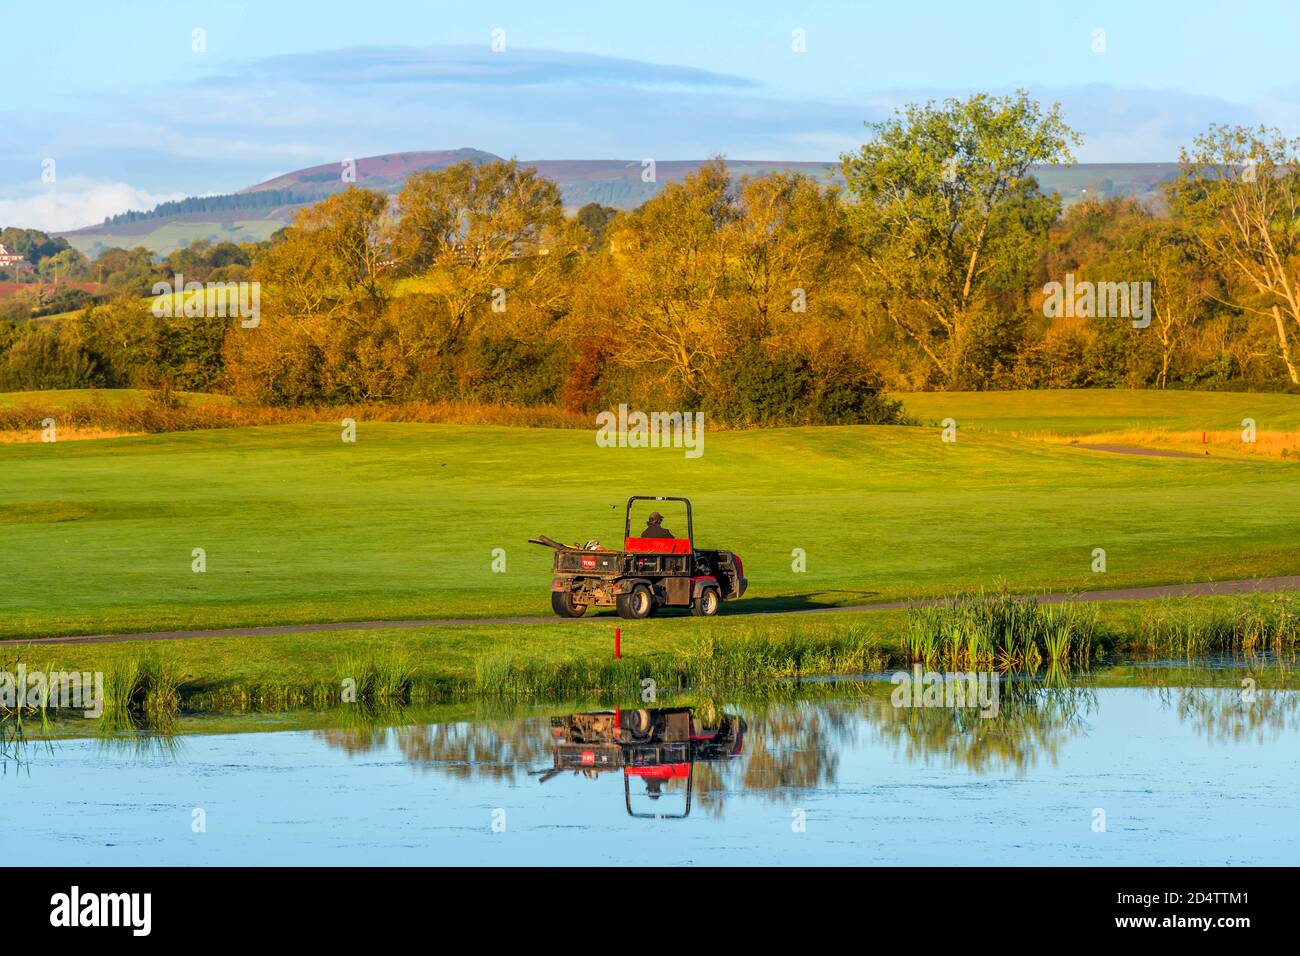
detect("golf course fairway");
top-left (3, 389), bottom-right (1300, 641)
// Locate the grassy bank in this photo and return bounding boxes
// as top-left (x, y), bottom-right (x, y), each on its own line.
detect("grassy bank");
top-left (4, 594), bottom-right (1298, 724)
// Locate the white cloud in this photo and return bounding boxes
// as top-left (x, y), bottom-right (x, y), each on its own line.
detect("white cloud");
top-left (0, 179), bottom-right (186, 233)
top-left (3, 47), bottom-right (1298, 204)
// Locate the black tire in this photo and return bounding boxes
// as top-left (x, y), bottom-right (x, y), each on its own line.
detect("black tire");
top-left (616, 584), bottom-right (654, 619)
top-left (626, 708), bottom-right (654, 739)
top-left (692, 586), bottom-right (720, 617)
top-left (551, 590), bottom-right (587, 618)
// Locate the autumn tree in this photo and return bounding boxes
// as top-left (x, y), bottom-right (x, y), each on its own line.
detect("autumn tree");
top-left (226, 187), bottom-right (393, 403)
top-left (252, 186), bottom-right (393, 319)
top-left (728, 172), bottom-right (853, 342)
top-left (394, 159), bottom-right (574, 352)
top-left (1132, 221), bottom-right (1217, 387)
top-left (603, 158), bottom-right (740, 400)
top-left (1171, 125), bottom-right (1300, 384)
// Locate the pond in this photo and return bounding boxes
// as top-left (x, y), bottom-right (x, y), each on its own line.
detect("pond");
top-left (4, 662), bottom-right (1297, 865)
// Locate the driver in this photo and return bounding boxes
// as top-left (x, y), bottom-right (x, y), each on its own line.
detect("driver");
top-left (640, 511), bottom-right (675, 538)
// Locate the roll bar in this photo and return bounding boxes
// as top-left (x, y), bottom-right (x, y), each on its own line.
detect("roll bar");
top-left (624, 495), bottom-right (693, 548)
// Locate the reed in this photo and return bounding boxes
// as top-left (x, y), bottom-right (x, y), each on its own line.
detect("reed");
top-left (99, 655), bottom-right (184, 733)
top-left (335, 651), bottom-right (418, 706)
top-left (1136, 595), bottom-right (1300, 657)
top-left (473, 621), bottom-right (890, 701)
top-left (905, 592), bottom-right (1104, 669)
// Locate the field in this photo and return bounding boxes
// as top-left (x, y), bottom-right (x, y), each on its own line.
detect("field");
top-left (3, 389), bottom-right (1300, 645)
top-left (899, 389), bottom-right (1300, 435)
top-left (57, 219), bottom-right (284, 258)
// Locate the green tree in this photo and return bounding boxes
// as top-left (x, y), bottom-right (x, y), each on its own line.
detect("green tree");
top-left (576, 203), bottom-right (618, 250)
top-left (841, 90), bottom-right (1078, 386)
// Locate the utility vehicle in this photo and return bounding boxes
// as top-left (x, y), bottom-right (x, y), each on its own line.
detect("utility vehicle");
top-left (530, 496), bottom-right (747, 619)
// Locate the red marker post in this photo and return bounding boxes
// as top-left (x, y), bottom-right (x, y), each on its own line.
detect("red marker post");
top-left (614, 627), bottom-right (622, 659)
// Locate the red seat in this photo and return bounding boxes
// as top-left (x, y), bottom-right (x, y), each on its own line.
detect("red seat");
top-left (624, 536), bottom-right (691, 554)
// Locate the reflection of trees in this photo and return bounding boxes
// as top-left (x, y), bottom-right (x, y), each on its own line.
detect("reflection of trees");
top-left (309, 682), bottom-right (1100, 814)
top-left (1160, 686), bottom-right (1300, 744)
top-left (868, 680), bottom-right (1096, 775)
top-left (672, 701), bottom-right (855, 820)
top-left (397, 721), bottom-right (551, 780)
top-left (311, 671), bottom-right (1300, 815)
top-left (315, 715), bottom-right (552, 783)
top-left (737, 704), bottom-right (849, 796)
top-left (316, 726), bottom-right (392, 758)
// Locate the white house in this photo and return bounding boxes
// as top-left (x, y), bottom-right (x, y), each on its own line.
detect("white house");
top-left (0, 243), bottom-right (33, 271)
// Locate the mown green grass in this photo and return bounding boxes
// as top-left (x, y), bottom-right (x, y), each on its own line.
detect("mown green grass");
top-left (898, 388), bottom-right (1300, 436)
top-left (4, 393), bottom-right (1300, 637)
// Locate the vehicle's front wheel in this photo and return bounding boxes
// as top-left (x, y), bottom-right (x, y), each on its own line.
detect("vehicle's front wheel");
top-left (616, 584), bottom-right (654, 619)
top-left (692, 586), bottom-right (720, 617)
top-left (551, 590), bottom-right (588, 618)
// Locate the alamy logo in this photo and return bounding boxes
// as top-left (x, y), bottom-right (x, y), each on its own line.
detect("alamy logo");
top-left (890, 665), bottom-right (1001, 718)
top-left (0, 665), bottom-right (103, 718)
top-left (151, 273), bottom-right (261, 328)
top-left (50, 886), bottom-right (151, 936)
top-left (1042, 272), bottom-right (1151, 329)
top-left (595, 404), bottom-right (704, 459)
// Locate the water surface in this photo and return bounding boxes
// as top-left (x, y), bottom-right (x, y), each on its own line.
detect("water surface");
top-left (4, 668), bottom-right (1297, 865)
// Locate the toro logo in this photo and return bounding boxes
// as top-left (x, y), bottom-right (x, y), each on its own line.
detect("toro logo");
top-left (581, 556), bottom-right (597, 569)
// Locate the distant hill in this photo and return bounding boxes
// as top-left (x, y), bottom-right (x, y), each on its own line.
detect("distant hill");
top-left (241, 148), bottom-right (843, 209)
top-left (57, 149), bottom-right (1180, 255)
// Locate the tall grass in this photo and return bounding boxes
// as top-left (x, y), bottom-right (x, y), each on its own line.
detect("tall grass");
top-left (1136, 595), bottom-right (1300, 657)
top-left (335, 651), bottom-right (417, 706)
top-left (905, 592), bottom-right (1103, 669)
top-left (0, 398), bottom-right (590, 437)
top-left (99, 655), bottom-right (183, 733)
top-left (473, 621), bottom-right (889, 701)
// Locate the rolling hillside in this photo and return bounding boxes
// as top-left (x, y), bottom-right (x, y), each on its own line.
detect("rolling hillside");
top-left (56, 151), bottom-right (1180, 256)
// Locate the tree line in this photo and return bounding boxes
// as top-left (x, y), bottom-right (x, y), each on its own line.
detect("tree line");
top-left (100, 188), bottom-right (329, 227)
top-left (3, 90), bottom-right (1300, 419)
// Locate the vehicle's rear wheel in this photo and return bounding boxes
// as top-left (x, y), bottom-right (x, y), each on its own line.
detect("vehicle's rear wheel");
top-left (626, 708), bottom-right (655, 739)
top-left (551, 590), bottom-right (588, 618)
top-left (616, 584), bottom-right (654, 619)
top-left (692, 586), bottom-right (720, 617)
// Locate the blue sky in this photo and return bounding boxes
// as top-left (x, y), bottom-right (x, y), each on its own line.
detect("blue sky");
top-left (2, 0), bottom-right (1297, 230)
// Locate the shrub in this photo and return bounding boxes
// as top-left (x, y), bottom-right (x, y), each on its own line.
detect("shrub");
top-left (702, 343), bottom-right (905, 426)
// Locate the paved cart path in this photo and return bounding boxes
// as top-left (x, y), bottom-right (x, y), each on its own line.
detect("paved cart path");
top-left (10, 575), bottom-right (1300, 646)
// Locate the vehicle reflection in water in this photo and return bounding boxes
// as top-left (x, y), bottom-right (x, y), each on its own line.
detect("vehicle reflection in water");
top-left (308, 668), bottom-right (1300, 816)
top-left (6, 663), bottom-right (1300, 864)
top-left (534, 707), bottom-right (746, 818)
